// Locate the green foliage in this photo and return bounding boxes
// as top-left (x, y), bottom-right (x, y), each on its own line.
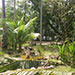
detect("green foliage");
top-left (35, 72), bottom-right (55, 75)
top-left (1, 0), bottom-right (74, 41)
top-left (30, 0), bottom-right (75, 41)
top-left (48, 0), bottom-right (75, 40)
top-left (0, 51), bottom-right (4, 56)
top-left (49, 73), bottom-right (55, 75)
top-left (72, 73), bottom-right (75, 75)
top-left (36, 46), bottom-right (43, 56)
top-left (0, 61), bottom-right (20, 72)
top-left (0, 69), bottom-right (74, 75)
top-left (58, 40), bottom-right (75, 66)
top-left (6, 17), bottom-right (40, 50)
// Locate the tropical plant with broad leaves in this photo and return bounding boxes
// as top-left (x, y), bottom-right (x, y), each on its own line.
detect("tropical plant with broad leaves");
top-left (13, 17), bottom-right (40, 50)
top-left (0, 17), bottom-right (40, 50)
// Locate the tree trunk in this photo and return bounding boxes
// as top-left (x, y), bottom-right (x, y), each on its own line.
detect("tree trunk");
top-left (24, 1), bottom-right (26, 23)
top-left (2, 0), bottom-right (8, 49)
top-left (14, 0), bottom-right (16, 21)
top-left (14, 0), bottom-right (17, 50)
top-left (40, 0), bottom-right (43, 45)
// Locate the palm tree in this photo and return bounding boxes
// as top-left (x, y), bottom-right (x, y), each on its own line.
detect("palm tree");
top-left (2, 0), bottom-right (8, 49)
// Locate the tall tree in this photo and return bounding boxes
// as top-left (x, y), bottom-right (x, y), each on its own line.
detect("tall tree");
top-left (2, 0), bottom-right (8, 49)
top-left (40, 0), bottom-right (43, 45)
top-left (14, 0), bottom-right (16, 21)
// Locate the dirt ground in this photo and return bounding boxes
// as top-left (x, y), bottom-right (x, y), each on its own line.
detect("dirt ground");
top-left (30, 41), bottom-right (63, 45)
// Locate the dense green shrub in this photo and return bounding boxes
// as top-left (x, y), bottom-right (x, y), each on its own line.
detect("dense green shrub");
top-left (58, 40), bottom-right (75, 66)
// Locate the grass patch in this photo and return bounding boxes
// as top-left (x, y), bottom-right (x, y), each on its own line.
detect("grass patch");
top-left (34, 45), bottom-right (59, 56)
top-left (53, 65), bottom-right (75, 72)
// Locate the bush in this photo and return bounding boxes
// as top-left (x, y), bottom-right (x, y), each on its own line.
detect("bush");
top-left (58, 40), bottom-right (75, 66)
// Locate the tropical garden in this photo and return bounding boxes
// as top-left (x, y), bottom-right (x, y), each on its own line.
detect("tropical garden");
top-left (0, 0), bottom-right (75, 75)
